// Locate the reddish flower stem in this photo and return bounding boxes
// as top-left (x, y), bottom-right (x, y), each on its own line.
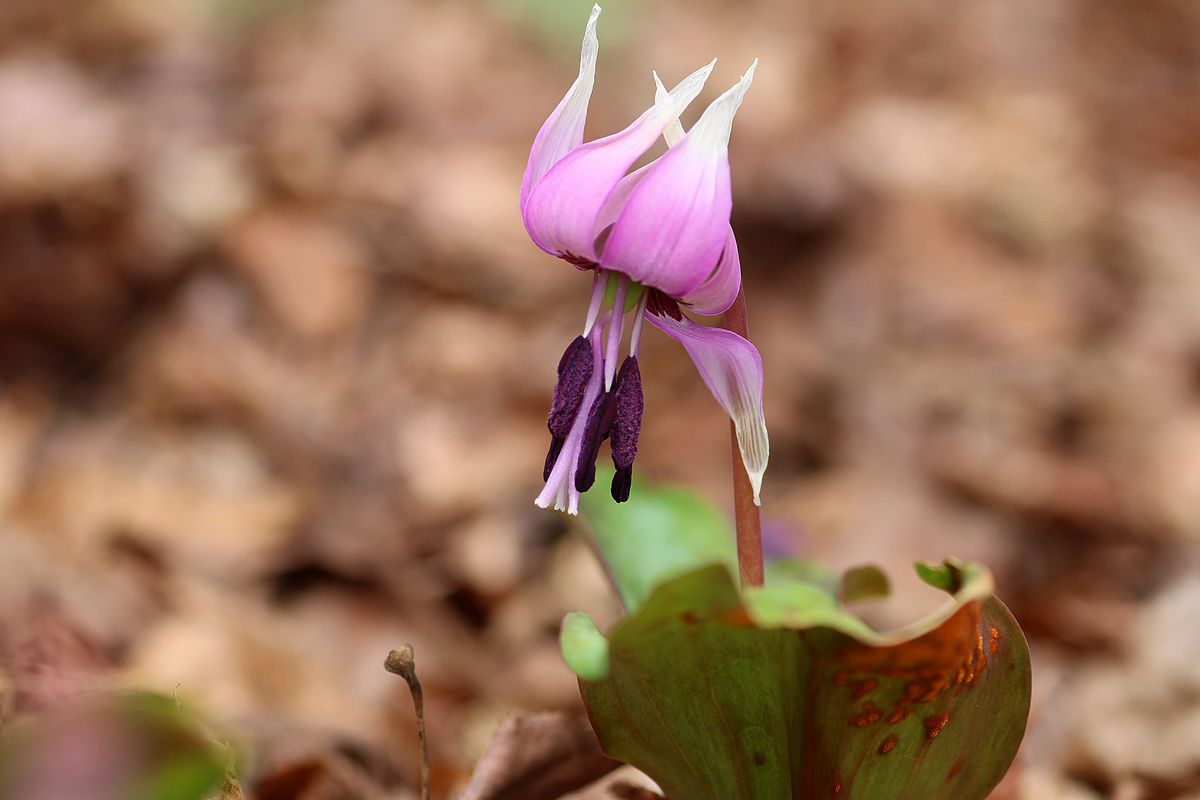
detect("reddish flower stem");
top-left (722, 288), bottom-right (764, 588)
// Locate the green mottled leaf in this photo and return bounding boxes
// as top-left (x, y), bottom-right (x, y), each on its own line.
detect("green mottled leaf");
top-left (581, 469), bottom-right (736, 611)
top-left (573, 476), bottom-right (1029, 798)
top-left (569, 563), bottom-right (1030, 800)
top-left (764, 558), bottom-right (839, 595)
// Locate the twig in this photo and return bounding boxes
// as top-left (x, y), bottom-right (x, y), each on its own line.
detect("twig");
top-left (385, 645), bottom-right (430, 800)
top-left (722, 289), bottom-right (764, 588)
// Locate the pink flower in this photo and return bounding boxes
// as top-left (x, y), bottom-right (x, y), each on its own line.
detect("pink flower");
top-left (523, 5), bottom-right (768, 513)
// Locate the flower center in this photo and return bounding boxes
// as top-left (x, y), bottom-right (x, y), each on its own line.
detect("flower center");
top-left (537, 268), bottom-right (647, 511)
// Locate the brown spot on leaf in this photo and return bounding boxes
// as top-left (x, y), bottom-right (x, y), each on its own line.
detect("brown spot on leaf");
top-left (948, 758), bottom-right (965, 779)
top-left (753, 752), bottom-right (766, 766)
top-left (849, 700), bottom-right (883, 727)
top-left (715, 608), bottom-right (756, 626)
top-left (878, 735), bottom-right (898, 755)
top-left (833, 603), bottom-right (990, 724)
top-left (924, 713), bottom-right (950, 740)
top-left (680, 611), bottom-right (699, 625)
top-left (989, 626), bottom-right (1002, 656)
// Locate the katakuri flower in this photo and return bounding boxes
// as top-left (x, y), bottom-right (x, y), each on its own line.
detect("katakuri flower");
top-left (522, 5), bottom-right (768, 514)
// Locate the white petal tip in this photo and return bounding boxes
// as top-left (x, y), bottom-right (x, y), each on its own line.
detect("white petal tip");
top-left (653, 60), bottom-right (717, 119)
top-left (735, 60), bottom-right (758, 95)
top-left (749, 470), bottom-right (764, 506)
top-left (684, 58), bottom-right (758, 149)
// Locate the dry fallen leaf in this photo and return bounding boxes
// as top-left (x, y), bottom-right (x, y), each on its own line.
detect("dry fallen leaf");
top-left (458, 712), bottom-right (618, 800)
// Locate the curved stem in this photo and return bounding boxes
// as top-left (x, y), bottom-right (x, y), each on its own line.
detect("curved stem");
top-left (385, 646), bottom-right (430, 800)
top-left (722, 288), bottom-right (764, 588)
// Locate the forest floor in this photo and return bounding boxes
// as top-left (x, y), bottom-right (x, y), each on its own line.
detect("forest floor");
top-left (1, 0), bottom-right (1199, 797)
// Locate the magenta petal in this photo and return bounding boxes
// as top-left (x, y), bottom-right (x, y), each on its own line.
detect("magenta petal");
top-left (680, 226), bottom-right (742, 315)
top-left (522, 62), bottom-right (714, 262)
top-left (593, 159), bottom-right (654, 238)
top-left (647, 311), bottom-right (768, 503)
top-left (601, 140), bottom-right (731, 296)
top-left (519, 5), bottom-right (601, 221)
top-left (601, 62), bottom-right (756, 297)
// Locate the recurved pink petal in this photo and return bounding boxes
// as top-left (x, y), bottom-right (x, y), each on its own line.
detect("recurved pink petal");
top-left (519, 5), bottom-right (601, 217)
top-left (601, 62), bottom-right (756, 298)
top-left (647, 310), bottom-right (768, 503)
top-left (681, 226), bottom-right (742, 315)
top-left (652, 71), bottom-right (686, 147)
top-left (522, 62), bottom-right (714, 262)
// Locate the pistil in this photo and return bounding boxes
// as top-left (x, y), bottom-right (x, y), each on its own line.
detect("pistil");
top-left (628, 291), bottom-right (649, 357)
top-left (582, 269), bottom-right (607, 337)
top-left (603, 276), bottom-right (629, 389)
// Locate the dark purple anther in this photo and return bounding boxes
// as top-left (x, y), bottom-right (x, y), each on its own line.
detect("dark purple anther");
top-left (544, 335), bottom-right (594, 479)
top-left (574, 389), bottom-right (617, 492)
top-left (609, 356), bottom-right (643, 502)
top-left (611, 466), bottom-right (633, 503)
top-left (543, 436), bottom-right (564, 481)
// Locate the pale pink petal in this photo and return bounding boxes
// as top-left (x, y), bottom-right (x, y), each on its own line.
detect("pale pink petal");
top-left (652, 72), bottom-right (686, 147)
top-left (647, 311), bottom-right (768, 503)
top-left (591, 72), bottom-right (688, 234)
top-left (599, 130), bottom-right (730, 296)
top-left (593, 159), bottom-right (653, 236)
top-left (519, 5), bottom-right (601, 216)
top-left (601, 62), bottom-right (756, 297)
top-left (651, 75), bottom-right (742, 315)
top-left (681, 227), bottom-right (742, 315)
top-left (522, 61), bottom-right (714, 261)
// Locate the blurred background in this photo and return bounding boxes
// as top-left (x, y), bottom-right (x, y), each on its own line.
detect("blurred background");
top-left (1, 0), bottom-right (1199, 797)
